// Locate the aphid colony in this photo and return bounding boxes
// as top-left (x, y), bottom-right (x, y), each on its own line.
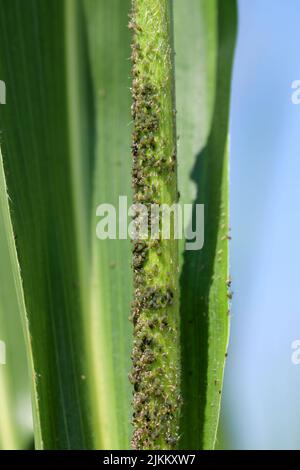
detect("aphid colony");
top-left (129, 0), bottom-right (181, 451)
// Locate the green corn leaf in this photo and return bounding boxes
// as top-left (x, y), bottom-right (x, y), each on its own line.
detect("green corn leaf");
top-left (83, 0), bottom-right (133, 449)
top-left (174, 0), bottom-right (237, 449)
top-left (0, 0), bottom-right (95, 449)
top-left (0, 0), bottom-right (236, 450)
top-left (0, 151), bottom-right (34, 449)
top-left (0, 0), bottom-right (133, 449)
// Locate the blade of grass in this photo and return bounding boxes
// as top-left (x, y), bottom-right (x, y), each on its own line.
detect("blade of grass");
top-left (0, 0), bottom-right (135, 449)
top-left (0, 0), bottom-right (95, 448)
top-left (0, 150), bottom-right (35, 449)
top-left (83, 0), bottom-right (133, 449)
top-left (174, 0), bottom-right (237, 449)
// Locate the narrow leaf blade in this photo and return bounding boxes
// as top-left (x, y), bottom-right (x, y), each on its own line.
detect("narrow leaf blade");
top-left (174, 0), bottom-right (237, 449)
top-left (83, 0), bottom-right (133, 449)
top-left (0, 151), bottom-right (33, 449)
top-left (0, 0), bottom-right (94, 448)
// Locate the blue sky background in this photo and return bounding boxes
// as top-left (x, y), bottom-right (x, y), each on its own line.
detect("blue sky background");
top-left (222, 0), bottom-right (300, 449)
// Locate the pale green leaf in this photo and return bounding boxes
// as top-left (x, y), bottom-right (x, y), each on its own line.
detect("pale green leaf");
top-left (83, 0), bottom-right (133, 449)
top-left (0, 0), bottom-right (133, 449)
top-left (0, 0), bottom-right (95, 448)
top-left (0, 151), bottom-right (34, 449)
top-left (174, 0), bottom-right (237, 449)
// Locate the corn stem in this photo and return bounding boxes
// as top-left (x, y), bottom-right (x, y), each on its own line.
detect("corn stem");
top-left (130, 0), bottom-right (180, 450)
